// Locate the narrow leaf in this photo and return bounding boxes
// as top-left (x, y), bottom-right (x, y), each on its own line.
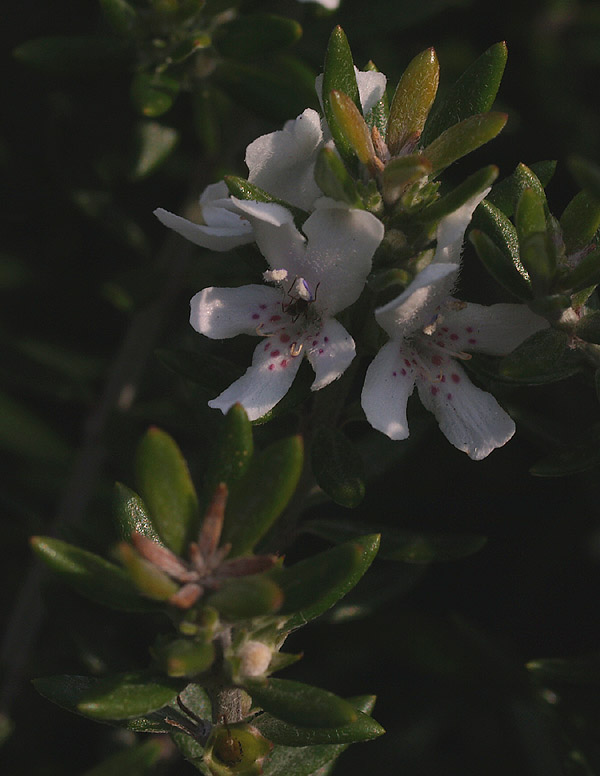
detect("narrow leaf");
top-left (418, 165), bottom-right (498, 224)
top-left (560, 190), bottom-right (600, 254)
top-left (82, 740), bottom-right (162, 776)
top-left (386, 47), bottom-right (439, 155)
top-left (130, 121), bottom-right (178, 180)
top-left (530, 426), bottom-right (600, 477)
top-left (564, 246), bottom-right (600, 292)
top-left (322, 26), bottom-right (361, 167)
top-left (113, 483), bottom-right (161, 543)
top-left (255, 704), bottom-right (383, 745)
top-left (569, 155), bottom-right (600, 202)
top-left (311, 427), bottom-right (365, 508)
top-left (77, 672), bottom-right (182, 720)
top-left (382, 154), bottom-right (432, 205)
top-left (135, 427), bottom-right (199, 554)
top-left (225, 176), bottom-right (307, 223)
top-left (13, 36), bottom-right (131, 76)
top-left (329, 90), bottom-right (376, 168)
top-left (207, 576), bottom-right (283, 620)
top-left (202, 403), bottom-right (254, 508)
top-left (422, 112), bottom-right (507, 174)
top-left (314, 147), bottom-right (363, 207)
top-left (469, 229), bottom-right (531, 300)
top-left (488, 161), bottom-right (551, 218)
top-left (212, 14), bottom-right (302, 59)
top-left (131, 72), bottom-right (180, 118)
top-left (499, 328), bottom-right (571, 382)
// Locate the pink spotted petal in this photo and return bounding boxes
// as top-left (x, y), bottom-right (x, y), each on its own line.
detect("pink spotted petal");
top-left (208, 336), bottom-right (303, 421)
top-left (416, 360), bottom-right (515, 460)
top-left (361, 342), bottom-right (417, 440)
top-left (190, 285), bottom-right (284, 339)
top-left (305, 318), bottom-right (355, 391)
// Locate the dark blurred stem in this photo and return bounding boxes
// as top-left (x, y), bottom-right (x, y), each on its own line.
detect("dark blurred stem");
top-left (0, 232), bottom-right (194, 716)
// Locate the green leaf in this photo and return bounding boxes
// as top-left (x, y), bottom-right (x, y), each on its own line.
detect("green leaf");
top-left (569, 155), bottom-right (600, 202)
top-left (255, 703), bottom-right (383, 745)
top-left (135, 427), bottom-right (199, 554)
top-left (13, 36), bottom-right (131, 76)
top-left (469, 229), bottom-right (531, 300)
top-left (224, 176), bottom-right (307, 224)
top-left (560, 191), bottom-right (600, 254)
top-left (82, 740), bottom-right (162, 776)
top-left (77, 672), bottom-right (182, 720)
top-left (275, 534), bottom-right (380, 628)
top-left (564, 247), bottom-right (600, 292)
top-left (245, 678), bottom-right (357, 729)
top-left (212, 14), bottom-right (302, 58)
top-left (130, 121), bottom-right (178, 180)
top-left (516, 189), bottom-right (556, 295)
top-left (530, 425), bottom-right (600, 477)
top-left (422, 112), bottom-right (507, 174)
top-left (113, 483), bottom-right (162, 543)
top-left (575, 310), bottom-right (600, 344)
top-left (30, 536), bottom-right (155, 612)
top-left (207, 576), bottom-right (283, 620)
top-left (418, 165), bottom-right (498, 225)
top-left (260, 697), bottom-right (377, 776)
top-left (381, 154), bottom-right (432, 206)
top-left (118, 542), bottom-right (180, 601)
top-left (154, 639), bottom-right (215, 678)
top-left (488, 162), bottom-right (551, 218)
top-left (422, 41), bottom-right (508, 145)
top-left (329, 90), bottom-right (376, 168)
top-left (99, 0), bottom-right (137, 35)
top-left (386, 47), bottom-right (439, 155)
top-left (499, 328), bottom-right (572, 383)
top-left (322, 26), bottom-right (361, 167)
top-left (203, 404), bottom-right (254, 507)
top-left (131, 72), bottom-right (180, 118)
top-left (314, 147), bottom-right (363, 207)
top-left (223, 436), bottom-right (304, 557)
top-left (310, 427), bottom-right (365, 508)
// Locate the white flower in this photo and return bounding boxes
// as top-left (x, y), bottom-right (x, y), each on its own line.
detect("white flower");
top-left (191, 200), bottom-right (384, 421)
top-left (361, 262), bottom-right (548, 459)
top-left (154, 181), bottom-right (253, 252)
top-left (237, 641), bottom-right (273, 678)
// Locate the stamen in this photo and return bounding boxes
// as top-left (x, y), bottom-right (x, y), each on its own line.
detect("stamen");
top-left (290, 341), bottom-right (303, 357)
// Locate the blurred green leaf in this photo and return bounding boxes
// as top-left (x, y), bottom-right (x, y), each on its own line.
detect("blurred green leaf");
top-left (530, 425), bottom-right (600, 477)
top-left (422, 112), bottom-right (507, 174)
top-left (245, 678), bottom-right (357, 729)
top-left (203, 404), bottom-right (254, 507)
top-left (135, 427), bottom-right (200, 554)
top-left (99, 0), bottom-right (137, 35)
top-left (77, 672), bottom-right (182, 720)
top-left (314, 147), bottom-right (363, 207)
top-left (82, 739), bottom-right (162, 776)
top-left (223, 436), bottom-right (303, 557)
top-left (31, 536), bottom-right (155, 612)
top-left (275, 535), bottom-right (380, 628)
top-left (565, 247), bottom-right (600, 292)
top-left (207, 576), bottom-right (283, 620)
top-left (322, 26), bottom-right (361, 168)
top-left (155, 639), bottom-right (215, 678)
top-left (311, 427), bottom-right (365, 508)
top-left (422, 41), bottom-right (508, 145)
top-left (0, 390), bottom-right (71, 463)
top-left (13, 36), bottom-right (131, 76)
top-left (575, 310), bottom-right (600, 344)
top-left (386, 47), bottom-right (439, 155)
top-left (499, 328), bottom-right (574, 383)
top-left (255, 700), bottom-right (383, 745)
top-left (569, 156), bottom-right (600, 202)
top-left (212, 14), bottom-right (302, 58)
top-left (131, 72), bottom-right (180, 118)
top-left (560, 191), bottom-right (600, 254)
top-left (130, 121), bottom-right (178, 180)
top-left (113, 483), bottom-right (162, 543)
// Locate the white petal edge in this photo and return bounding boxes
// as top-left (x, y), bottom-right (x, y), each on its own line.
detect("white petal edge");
top-left (208, 338), bottom-right (303, 421)
top-left (433, 187), bottom-right (491, 264)
top-left (361, 341), bottom-right (416, 440)
top-left (190, 285), bottom-right (283, 339)
top-left (305, 318), bottom-right (356, 391)
top-left (154, 208), bottom-right (253, 252)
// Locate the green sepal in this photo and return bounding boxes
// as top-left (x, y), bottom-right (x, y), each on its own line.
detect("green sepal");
top-left (154, 639), bottom-right (215, 678)
top-left (386, 47), bottom-right (439, 155)
top-left (260, 696), bottom-right (377, 776)
top-left (322, 26), bottom-right (361, 168)
top-left (76, 672), bottom-right (183, 720)
top-left (422, 112), bottom-right (507, 174)
top-left (382, 154), bottom-right (432, 206)
top-left (224, 176), bottom-right (308, 224)
top-left (274, 534), bottom-right (380, 628)
top-left (363, 61), bottom-right (388, 135)
top-left (498, 328), bottom-right (571, 382)
top-left (530, 424), bottom-right (600, 477)
top-left (203, 404), bottom-right (254, 508)
top-left (245, 678), bottom-right (357, 729)
top-left (469, 229), bottom-right (531, 300)
top-left (310, 427), bottom-right (365, 508)
top-left (575, 310), bottom-right (600, 344)
top-left (207, 577), bottom-right (284, 620)
top-left (569, 155), bottom-right (600, 202)
top-left (222, 436), bottom-right (304, 557)
top-left (314, 147), bottom-right (363, 207)
top-left (113, 482), bottom-right (162, 543)
top-left (560, 190), bottom-right (600, 254)
top-left (329, 90), bottom-right (376, 167)
top-left (212, 14), bottom-right (302, 59)
top-left (135, 427), bottom-right (200, 555)
top-left (422, 41), bottom-right (508, 145)
top-left (255, 699), bottom-right (384, 745)
top-left (118, 542), bottom-right (180, 601)
top-left (82, 740), bottom-right (162, 776)
top-left (13, 36), bottom-right (131, 76)
top-left (418, 165), bottom-right (498, 225)
top-left (516, 189), bottom-right (556, 295)
top-left (131, 72), bottom-right (180, 118)
top-left (487, 161), bottom-right (552, 218)
top-left (563, 247), bottom-right (600, 292)
top-left (99, 0), bottom-right (137, 35)
top-left (30, 536), bottom-right (156, 612)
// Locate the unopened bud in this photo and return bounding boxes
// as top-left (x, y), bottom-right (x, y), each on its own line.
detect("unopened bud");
top-left (238, 641), bottom-right (272, 678)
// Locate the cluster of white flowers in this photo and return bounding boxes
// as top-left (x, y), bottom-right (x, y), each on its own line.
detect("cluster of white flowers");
top-left (154, 67), bottom-right (547, 460)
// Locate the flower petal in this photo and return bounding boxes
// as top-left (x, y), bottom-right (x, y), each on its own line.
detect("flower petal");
top-left (433, 188), bottom-right (491, 264)
top-left (435, 301), bottom-right (548, 355)
top-left (361, 341), bottom-right (417, 440)
top-left (375, 263), bottom-right (459, 340)
top-left (208, 337), bottom-right (303, 421)
top-left (190, 285), bottom-right (284, 339)
top-left (416, 360), bottom-right (515, 459)
top-left (246, 109), bottom-right (323, 211)
top-left (305, 318), bottom-right (356, 391)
